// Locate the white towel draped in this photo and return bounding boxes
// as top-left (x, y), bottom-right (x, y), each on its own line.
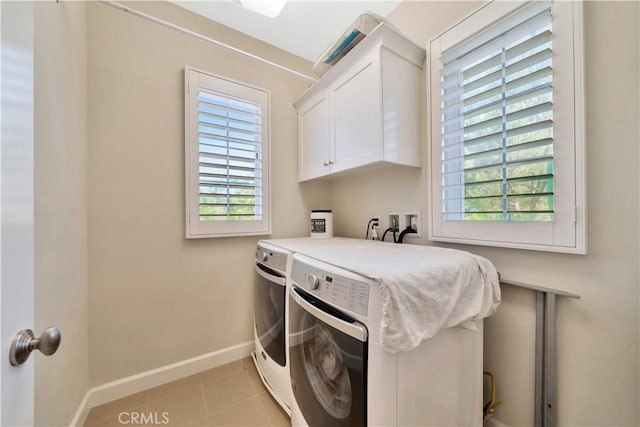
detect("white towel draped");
top-left (265, 238), bottom-right (501, 353)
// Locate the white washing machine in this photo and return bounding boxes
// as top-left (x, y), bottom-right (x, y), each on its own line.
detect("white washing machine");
top-left (252, 241), bottom-right (293, 414)
top-left (288, 253), bottom-right (484, 426)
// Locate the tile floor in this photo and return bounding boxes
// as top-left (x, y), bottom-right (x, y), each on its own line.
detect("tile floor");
top-left (84, 357), bottom-right (290, 427)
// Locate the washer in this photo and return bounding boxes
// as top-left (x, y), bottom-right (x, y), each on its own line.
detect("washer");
top-left (252, 241), bottom-right (293, 414)
top-left (288, 253), bottom-right (484, 426)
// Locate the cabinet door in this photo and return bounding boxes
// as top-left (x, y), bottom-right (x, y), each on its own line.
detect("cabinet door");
top-left (331, 53), bottom-right (382, 173)
top-left (298, 92), bottom-right (330, 182)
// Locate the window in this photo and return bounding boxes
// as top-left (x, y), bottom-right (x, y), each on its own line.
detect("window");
top-left (185, 68), bottom-right (271, 238)
top-left (428, 1), bottom-right (585, 253)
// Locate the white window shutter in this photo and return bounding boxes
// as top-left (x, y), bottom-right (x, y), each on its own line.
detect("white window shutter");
top-left (186, 68), bottom-right (271, 238)
top-left (428, 1), bottom-right (586, 253)
top-left (440, 2), bottom-right (553, 222)
top-left (197, 90), bottom-right (264, 221)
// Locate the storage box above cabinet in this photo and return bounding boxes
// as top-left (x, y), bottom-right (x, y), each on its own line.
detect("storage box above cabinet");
top-left (294, 23), bottom-right (426, 182)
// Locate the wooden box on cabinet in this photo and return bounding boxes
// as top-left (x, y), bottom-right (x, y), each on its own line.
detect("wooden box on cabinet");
top-left (294, 23), bottom-right (426, 182)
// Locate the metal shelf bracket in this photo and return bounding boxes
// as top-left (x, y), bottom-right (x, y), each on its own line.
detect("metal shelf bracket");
top-left (500, 278), bottom-right (580, 427)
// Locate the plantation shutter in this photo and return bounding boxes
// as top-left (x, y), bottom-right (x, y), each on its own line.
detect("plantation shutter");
top-left (186, 68), bottom-right (270, 238)
top-left (440, 1), bottom-right (554, 222)
top-left (197, 90), bottom-right (263, 221)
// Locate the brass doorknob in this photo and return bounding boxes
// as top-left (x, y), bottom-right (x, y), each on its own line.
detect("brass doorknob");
top-left (9, 327), bottom-right (62, 366)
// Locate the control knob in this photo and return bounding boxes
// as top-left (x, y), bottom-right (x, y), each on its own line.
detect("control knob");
top-left (307, 274), bottom-right (320, 290)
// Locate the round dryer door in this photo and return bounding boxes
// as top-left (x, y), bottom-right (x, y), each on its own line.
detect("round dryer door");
top-left (289, 287), bottom-right (367, 426)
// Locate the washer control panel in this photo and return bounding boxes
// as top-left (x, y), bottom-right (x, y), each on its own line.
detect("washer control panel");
top-left (292, 258), bottom-right (369, 317)
top-left (255, 244), bottom-right (288, 273)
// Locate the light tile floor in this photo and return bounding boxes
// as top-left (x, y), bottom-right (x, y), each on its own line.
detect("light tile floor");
top-left (84, 357), bottom-right (290, 427)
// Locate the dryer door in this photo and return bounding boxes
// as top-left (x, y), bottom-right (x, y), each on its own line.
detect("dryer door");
top-left (254, 263), bottom-right (287, 366)
top-left (289, 286), bottom-right (368, 427)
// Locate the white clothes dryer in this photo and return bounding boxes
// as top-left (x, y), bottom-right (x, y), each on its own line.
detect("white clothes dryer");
top-left (252, 241), bottom-right (293, 414)
top-left (288, 253), bottom-right (484, 426)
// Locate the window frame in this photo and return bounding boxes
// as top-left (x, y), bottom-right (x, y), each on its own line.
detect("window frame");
top-left (185, 67), bottom-right (271, 239)
top-left (427, 0), bottom-right (586, 254)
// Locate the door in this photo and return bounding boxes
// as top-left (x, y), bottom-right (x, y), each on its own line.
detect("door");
top-left (331, 50), bottom-right (382, 173)
top-left (289, 286), bottom-right (368, 427)
top-left (1, 1), bottom-right (35, 425)
top-left (254, 263), bottom-right (287, 366)
top-left (297, 90), bottom-right (331, 182)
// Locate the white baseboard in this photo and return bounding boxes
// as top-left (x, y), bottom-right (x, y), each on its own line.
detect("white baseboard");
top-left (485, 416), bottom-right (508, 427)
top-left (69, 341), bottom-right (253, 427)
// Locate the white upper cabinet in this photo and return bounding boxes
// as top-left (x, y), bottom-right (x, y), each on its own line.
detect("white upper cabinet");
top-left (298, 89), bottom-right (331, 180)
top-left (294, 24), bottom-right (426, 182)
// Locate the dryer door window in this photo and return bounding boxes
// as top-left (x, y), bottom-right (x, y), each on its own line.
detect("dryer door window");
top-left (254, 263), bottom-right (286, 366)
top-left (289, 287), bottom-right (367, 427)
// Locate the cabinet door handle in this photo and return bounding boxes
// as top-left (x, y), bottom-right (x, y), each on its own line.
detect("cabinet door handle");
top-left (323, 161), bottom-right (329, 166)
top-left (329, 161), bottom-right (334, 165)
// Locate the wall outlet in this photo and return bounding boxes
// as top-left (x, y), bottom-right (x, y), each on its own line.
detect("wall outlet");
top-left (366, 215), bottom-right (381, 240)
top-left (372, 215), bottom-right (381, 229)
top-left (387, 212), bottom-right (401, 231)
top-left (404, 211), bottom-right (421, 238)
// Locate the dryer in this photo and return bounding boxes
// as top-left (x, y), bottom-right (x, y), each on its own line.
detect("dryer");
top-left (288, 253), bottom-right (484, 426)
top-left (252, 241), bottom-right (293, 413)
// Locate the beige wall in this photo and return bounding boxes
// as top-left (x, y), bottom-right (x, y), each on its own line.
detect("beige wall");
top-left (87, 1), bottom-right (330, 386)
top-left (330, 1), bottom-right (640, 425)
top-left (34, 1), bottom-right (89, 425)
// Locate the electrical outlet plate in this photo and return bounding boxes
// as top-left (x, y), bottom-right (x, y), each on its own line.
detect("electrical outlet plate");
top-left (367, 215), bottom-right (380, 241)
top-left (404, 211), bottom-right (421, 238)
top-left (372, 214), bottom-right (381, 230)
top-left (387, 212), bottom-right (401, 231)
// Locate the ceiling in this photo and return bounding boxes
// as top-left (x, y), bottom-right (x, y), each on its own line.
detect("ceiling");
top-left (169, 1), bottom-right (402, 62)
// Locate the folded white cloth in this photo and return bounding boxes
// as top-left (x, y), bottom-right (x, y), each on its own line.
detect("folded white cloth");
top-left (265, 238), bottom-right (501, 353)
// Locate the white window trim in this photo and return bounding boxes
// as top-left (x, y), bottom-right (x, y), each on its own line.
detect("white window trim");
top-left (427, 0), bottom-right (586, 254)
top-left (185, 67), bottom-right (272, 239)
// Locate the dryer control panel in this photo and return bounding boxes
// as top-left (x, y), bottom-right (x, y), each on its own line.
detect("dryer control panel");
top-left (291, 258), bottom-right (369, 317)
top-left (255, 244), bottom-right (288, 273)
